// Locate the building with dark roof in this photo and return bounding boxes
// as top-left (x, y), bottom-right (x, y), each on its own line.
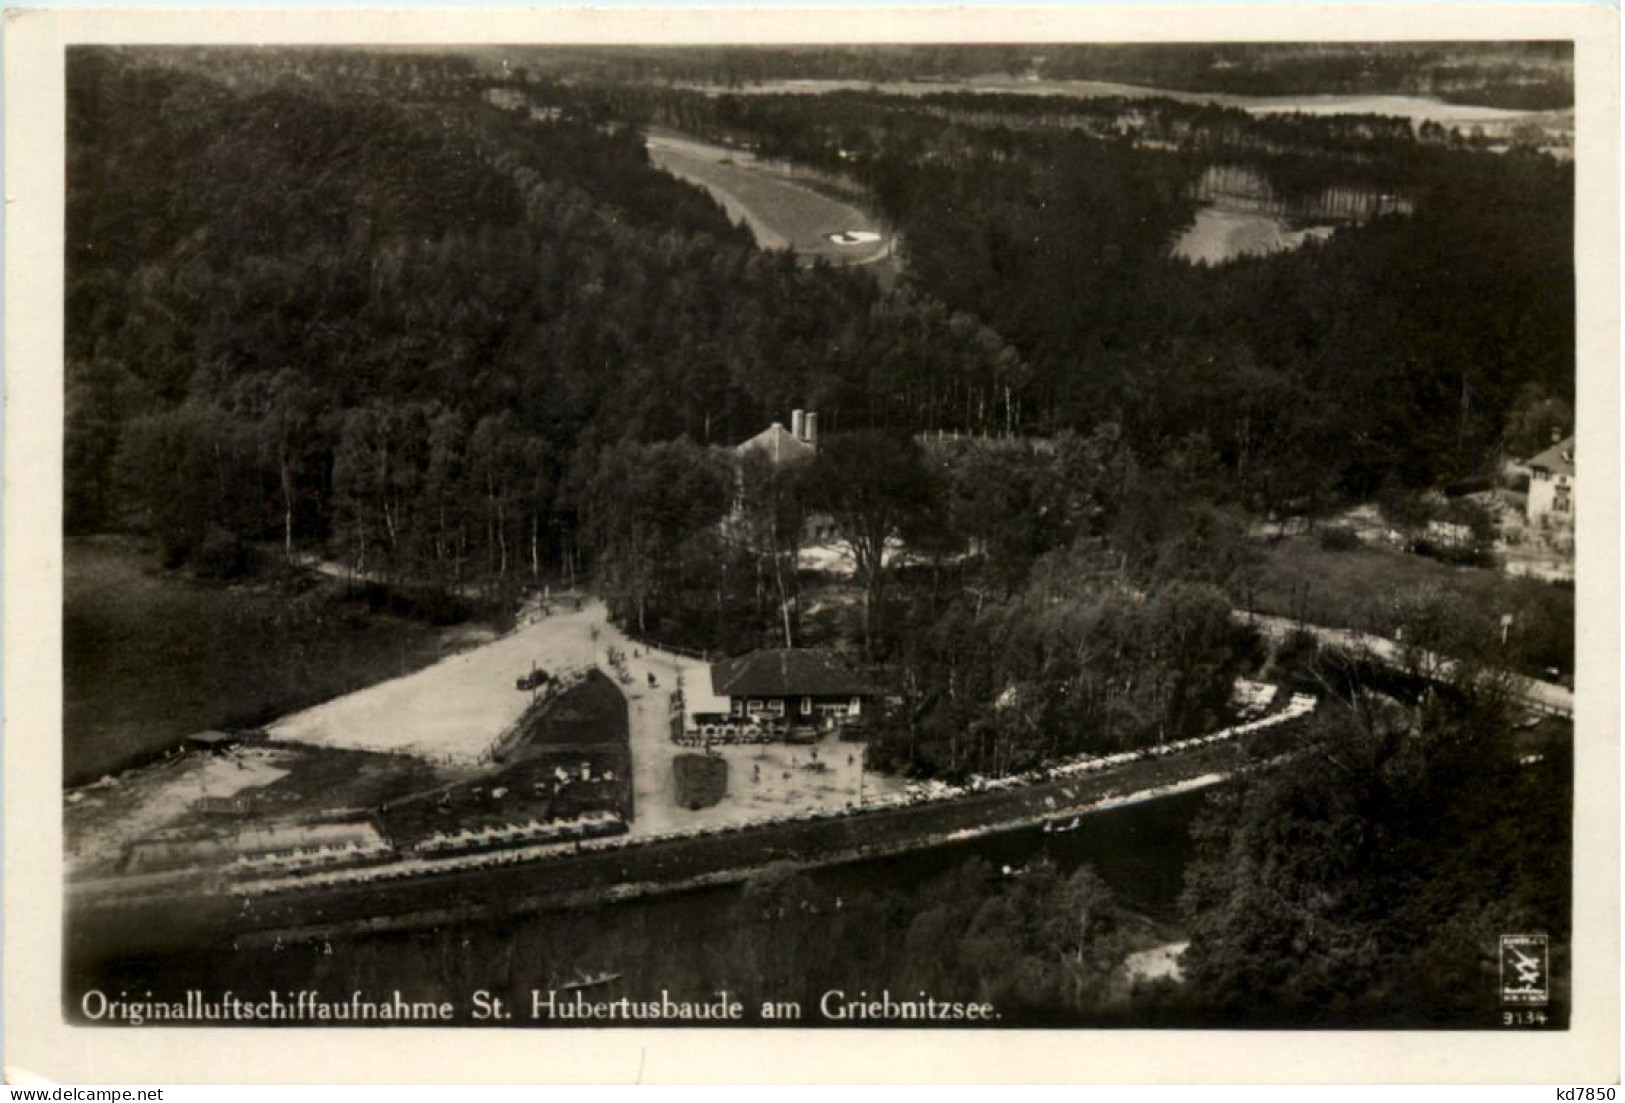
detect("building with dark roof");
top-left (704, 648), bottom-right (874, 736)
top-left (1523, 434), bottom-right (1574, 526)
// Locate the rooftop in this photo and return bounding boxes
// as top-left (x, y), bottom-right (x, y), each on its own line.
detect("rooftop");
top-left (1524, 436), bottom-right (1575, 477)
top-left (710, 648), bottom-right (873, 699)
top-left (736, 422), bottom-right (815, 466)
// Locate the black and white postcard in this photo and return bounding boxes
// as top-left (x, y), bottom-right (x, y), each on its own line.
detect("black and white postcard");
top-left (4, 3), bottom-right (1618, 1085)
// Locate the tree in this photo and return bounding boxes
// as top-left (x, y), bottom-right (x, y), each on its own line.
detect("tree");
top-left (1178, 686), bottom-right (1570, 1025)
top-left (66, 357), bottom-right (148, 534)
top-left (953, 858), bottom-right (1131, 1014)
top-left (469, 413), bottom-right (524, 581)
top-left (424, 408), bottom-right (472, 582)
top-left (576, 439), bottom-right (733, 635)
top-left (231, 368), bottom-right (323, 562)
top-left (1500, 384), bottom-right (1573, 460)
top-left (735, 450), bottom-right (808, 647)
top-left (332, 401), bottom-right (430, 579)
top-left (809, 431), bottom-right (935, 657)
top-left (1389, 586), bottom-right (1523, 734)
top-left (944, 444), bottom-right (1076, 597)
top-left (114, 400), bottom-right (259, 568)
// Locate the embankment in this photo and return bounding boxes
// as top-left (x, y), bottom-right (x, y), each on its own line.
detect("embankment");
top-left (68, 733), bottom-right (1291, 956)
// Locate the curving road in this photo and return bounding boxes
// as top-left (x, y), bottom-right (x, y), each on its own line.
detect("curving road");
top-left (1239, 611), bottom-right (1574, 717)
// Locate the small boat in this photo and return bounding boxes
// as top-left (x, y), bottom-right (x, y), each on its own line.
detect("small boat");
top-left (560, 970), bottom-right (622, 992)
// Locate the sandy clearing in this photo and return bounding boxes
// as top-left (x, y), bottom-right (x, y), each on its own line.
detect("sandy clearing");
top-left (797, 536), bottom-right (912, 576)
top-left (65, 753), bottom-right (291, 875)
top-left (1173, 208), bottom-right (1334, 265)
top-left (259, 592), bottom-right (898, 834)
top-left (268, 600), bottom-right (605, 760)
top-left (1124, 940), bottom-right (1189, 983)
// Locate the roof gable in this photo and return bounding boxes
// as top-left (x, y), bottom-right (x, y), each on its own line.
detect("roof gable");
top-left (710, 649), bottom-right (872, 698)
top-left (736, 423), bottom-right (814, 466)
top-left (1524, 436), bottom-right (1575, 476)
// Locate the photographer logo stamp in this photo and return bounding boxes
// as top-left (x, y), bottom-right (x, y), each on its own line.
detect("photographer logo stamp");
top-left (1499, 934), bottom-right (1549, 1005)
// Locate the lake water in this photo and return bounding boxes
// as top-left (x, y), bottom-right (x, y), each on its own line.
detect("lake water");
top-left (69, 786), bottom-right (1213, 1019)
top-left (694, 77), bottom-right (1557, 129)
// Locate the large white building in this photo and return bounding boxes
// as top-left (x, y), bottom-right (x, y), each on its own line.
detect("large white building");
top-left (1523, 434), bottom-right (1575, 527)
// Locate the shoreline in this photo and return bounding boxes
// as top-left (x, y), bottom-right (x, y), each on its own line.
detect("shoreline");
top-left (68, 736), bottom-right (1293, 956)
top-left (237, 765), bottom-right (1237, 946)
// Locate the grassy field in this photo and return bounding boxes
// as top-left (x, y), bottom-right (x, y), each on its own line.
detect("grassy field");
top-left (1240, 535), bottom-right (1574, 676)
top-left (64, 538), bottom-right (447, 785)
top-left (645, 130), bottom-right (889, 265)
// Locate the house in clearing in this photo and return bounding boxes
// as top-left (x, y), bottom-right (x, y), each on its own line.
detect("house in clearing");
top-left (1522, 433), bottom-right (1575, 527)
top-left (692, 648), bottom-right (874, 742)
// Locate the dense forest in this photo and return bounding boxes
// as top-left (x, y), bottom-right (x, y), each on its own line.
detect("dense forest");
top-left (1173, 648), bottom-right (1571, 1026)
top-left (603, 83), bottom-right (1574, 500)
top-left (66, 49), bottom-right (1019, 580)
top-left (67, 45), bottom-right (1574, 777)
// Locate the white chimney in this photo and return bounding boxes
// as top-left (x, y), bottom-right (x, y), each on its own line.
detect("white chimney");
top-left (792, 409), bottom-right (806, 440)
top-left (805, 412), bottom-right (818, 447)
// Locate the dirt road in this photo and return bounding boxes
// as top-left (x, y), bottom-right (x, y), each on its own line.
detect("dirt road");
top-left (1242, 611), bottom-right (1574, 716)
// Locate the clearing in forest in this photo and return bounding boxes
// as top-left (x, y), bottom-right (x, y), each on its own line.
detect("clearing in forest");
top-left (644, 129), bottom-right (890, 266)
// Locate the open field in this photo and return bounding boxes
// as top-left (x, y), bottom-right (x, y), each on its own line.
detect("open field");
top-left (1173, 208), bottom-right (1334, 265)
top-left (64, 538), bottom-right (445, 785)
top-left (267, 599), bottom-right (608, 760)
top-left (645, 129), bottom-right (890, 265)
